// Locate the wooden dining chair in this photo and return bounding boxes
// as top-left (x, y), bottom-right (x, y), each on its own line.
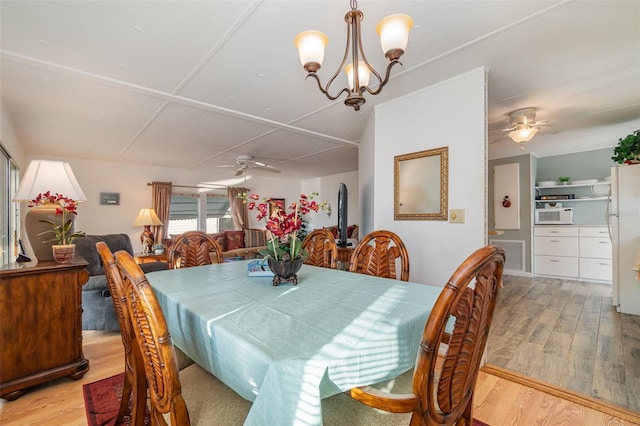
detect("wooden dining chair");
top-left (349, 230), bottom-right (410, 281)
top-left (167, 231), bottom-right (224, 269)
top-left (301, 228), bottom-right (338, 269)
top-left (96, 242), bottom-right (147, 426)
top-left (323, 245), bottom-right (505, 426)
top-left (114, 250), bottom-right (252, 425)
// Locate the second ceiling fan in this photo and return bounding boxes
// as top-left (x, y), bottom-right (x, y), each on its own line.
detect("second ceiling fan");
top-left (491, 107), bottom-right (551, 145)
top-left (232, 155), bottom-right (281, 176)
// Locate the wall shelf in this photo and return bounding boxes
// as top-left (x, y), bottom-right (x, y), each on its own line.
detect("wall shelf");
top-left (534, 181), bottom-right (610, 190)
top-left (536, 197), bottom-right (609, 203)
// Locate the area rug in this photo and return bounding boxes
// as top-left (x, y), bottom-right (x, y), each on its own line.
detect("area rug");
top-left (83, 373), bottom-right (490, 426)
top-left (83, 373), bottom-right (149, 426)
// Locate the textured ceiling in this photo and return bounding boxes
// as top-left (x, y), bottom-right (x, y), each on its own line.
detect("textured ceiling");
top-left (1, 1), bottom-right (638, 181)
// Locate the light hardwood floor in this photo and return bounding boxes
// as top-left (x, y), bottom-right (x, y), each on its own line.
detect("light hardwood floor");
top-left (487, 275), bottom-right (640, 413)
top-left (1, 330), bottom-right (638, 425)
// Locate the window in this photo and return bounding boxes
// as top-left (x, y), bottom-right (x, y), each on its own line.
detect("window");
top-left (1, 144), bottom-right (20, 266)
top-left (167, 193), bottom-right (231, 236)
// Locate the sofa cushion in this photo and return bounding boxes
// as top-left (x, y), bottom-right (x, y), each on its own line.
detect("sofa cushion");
top-left (75, 234), bottom-right (133, 276)
top-left (244, 228), bottom-right (266, 248)
top-left (225, 230), bottom-right (245, 250)
top-left (208, 232), bottom-right (227, 251)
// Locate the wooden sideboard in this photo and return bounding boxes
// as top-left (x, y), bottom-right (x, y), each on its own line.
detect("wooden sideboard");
top-left (0, 259), bottom-right (90, 400)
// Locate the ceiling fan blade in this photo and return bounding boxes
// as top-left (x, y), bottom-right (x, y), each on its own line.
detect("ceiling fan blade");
top-left (251, 163), bottom-right (281, 173)
top-left (489, 126), bottom-right (515, 134)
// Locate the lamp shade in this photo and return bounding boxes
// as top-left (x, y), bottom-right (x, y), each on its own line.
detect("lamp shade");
top-left (132, 208), bottom-right (163, 227)
top-left (14, 160), bottom-right (87, 201)
top-left (295, 30), bottom-right (328, 70)
top-left (345, 61), bottom-right (370, 91)
top-left (509, 124), bottom-right (539, 143)
top-left (376, 13), bottom-right (413, 58)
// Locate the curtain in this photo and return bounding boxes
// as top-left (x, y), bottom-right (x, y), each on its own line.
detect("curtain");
top-left (151, 181), bottom-right (172, 242)
top-left (227, 186), bottom-right (249, 230)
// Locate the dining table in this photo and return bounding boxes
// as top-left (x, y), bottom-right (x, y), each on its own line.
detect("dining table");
top-left (146, 260), bottom-right (444, 425)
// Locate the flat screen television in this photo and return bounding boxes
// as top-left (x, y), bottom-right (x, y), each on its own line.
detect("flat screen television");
top-left (337, 183), bottom-right (348, 247)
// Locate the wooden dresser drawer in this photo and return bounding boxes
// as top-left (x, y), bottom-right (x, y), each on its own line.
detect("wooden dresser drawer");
top-left (535, 255), bottom-right (579, 277)
top-left (534, 236), bottom-right (578, 257)
top-left (579, 258), bottom-right (612, 281)
top-left (579, 237), bottom-right (612, 259)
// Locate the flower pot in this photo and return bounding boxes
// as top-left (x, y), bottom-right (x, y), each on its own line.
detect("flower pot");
top-left (52, 244), bottom-right (75, 263)
top-left (267, 257), bottom-right (303, 286)
top-left (26, 204), bottom-right (76, 263)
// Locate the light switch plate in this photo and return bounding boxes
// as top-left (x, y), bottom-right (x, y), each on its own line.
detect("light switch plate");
top-left (450, 209), bottom-right (465, 223)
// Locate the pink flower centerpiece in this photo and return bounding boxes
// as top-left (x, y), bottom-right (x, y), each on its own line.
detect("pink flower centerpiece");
top-left (29, 191), bottom-right (86, 245)
top-left (240, 192), bottom-right (327, 261)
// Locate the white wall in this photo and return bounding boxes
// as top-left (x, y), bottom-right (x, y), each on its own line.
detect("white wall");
top-left (301, 171), bottom-right (359, 231)
top-left (365, 68), bottom-right (488, 286)
top-left (359, 111), bottom-right (376, 235)
top-left (1, 101), bottom-right (25, 168)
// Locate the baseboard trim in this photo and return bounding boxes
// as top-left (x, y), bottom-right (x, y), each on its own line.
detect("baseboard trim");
top-left (481, 364), bottom-right (640, 424)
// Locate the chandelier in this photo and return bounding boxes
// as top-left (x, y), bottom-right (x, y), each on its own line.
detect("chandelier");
top-left (294, 0), bottom-right (413, 111)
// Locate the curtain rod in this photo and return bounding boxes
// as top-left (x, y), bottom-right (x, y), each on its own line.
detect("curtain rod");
top-left (146, 182), bottom-right (229, 189)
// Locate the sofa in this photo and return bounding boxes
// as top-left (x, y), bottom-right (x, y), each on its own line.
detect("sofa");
top-left (165, 228), bottom-right (268, 261)
top-left (76, 234), bottom-right (168, 331)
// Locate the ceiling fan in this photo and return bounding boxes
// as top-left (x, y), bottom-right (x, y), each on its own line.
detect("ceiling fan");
top-left (218, 155), bottom-right (281, 176)
top-left (490, 107), bottom-right (550, 145)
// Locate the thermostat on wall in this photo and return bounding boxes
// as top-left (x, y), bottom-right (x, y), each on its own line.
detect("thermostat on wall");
top-left (100, 192), bottom-right (120, 205)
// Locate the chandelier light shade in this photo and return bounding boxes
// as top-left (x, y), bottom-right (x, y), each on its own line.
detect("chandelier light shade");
top-left (295, 0), bottom-right (413, 111)
top-left (509, 124), bottom-right (539, 143)
top-left (132, 208), bottom-right (163, 255)
top-left (13, 159), bottom-right (87, 263)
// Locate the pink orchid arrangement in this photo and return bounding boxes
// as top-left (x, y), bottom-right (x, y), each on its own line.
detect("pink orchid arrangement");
top-left (29, 191), bottom-right (86, 245)
top-left (240, 192), bottom-right (327, 261)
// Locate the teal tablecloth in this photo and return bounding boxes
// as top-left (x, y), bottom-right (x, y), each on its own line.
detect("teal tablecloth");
top-left (146, 261), bottom-right (442, 425)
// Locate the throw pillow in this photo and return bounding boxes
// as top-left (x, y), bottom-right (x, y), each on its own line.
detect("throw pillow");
top-left (208, 232), bottom-right (227, 251)
top-left (225, 230), bottom-right (245, 250)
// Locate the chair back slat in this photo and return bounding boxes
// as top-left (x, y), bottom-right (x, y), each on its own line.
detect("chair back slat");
top-left (302, 229), bottom-right (338, 269)
top-left (415, 245), bottom-right (505, 424)
top-left (168, 231), bottom-right (223, 269)
top-left (349, 230), bottom-right (410, 281)
top-left (115, 250), bottom-right (191, 425)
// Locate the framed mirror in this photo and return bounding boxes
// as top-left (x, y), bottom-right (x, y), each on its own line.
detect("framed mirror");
top-left (394, 146), bottom-right (448, 220)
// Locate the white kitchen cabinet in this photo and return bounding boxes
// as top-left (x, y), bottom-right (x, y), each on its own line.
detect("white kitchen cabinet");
top-left (533, 226), bottom-right (612, 283)
top-left (578, 227), bottom-right (612, 283)
top-left (533, 226), bottom-right (578, 278)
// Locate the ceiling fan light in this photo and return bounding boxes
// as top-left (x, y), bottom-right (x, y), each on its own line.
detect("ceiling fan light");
top-left (509, 124), bottom-right (538, 143)
top-left (294, 30), bottom-right (328, 73)
top-left (345, 61), bottom-right (370, 91)
top-left (376, 13), bottom-right (413, 60)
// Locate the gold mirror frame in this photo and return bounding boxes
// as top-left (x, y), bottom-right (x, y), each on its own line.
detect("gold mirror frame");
top-left (394, 147), bottom-right (448, 220)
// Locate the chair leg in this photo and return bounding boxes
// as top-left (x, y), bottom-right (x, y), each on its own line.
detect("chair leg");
top-left (458, 395), bottom-right (473, 426)
top-left (115, 362), bottom-right (132, 424)
top-left (131, 362), bottom-right (148, 426)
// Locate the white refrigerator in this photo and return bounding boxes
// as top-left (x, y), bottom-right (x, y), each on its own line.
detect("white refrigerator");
top-left (609, 164), bottom-right (640, 315)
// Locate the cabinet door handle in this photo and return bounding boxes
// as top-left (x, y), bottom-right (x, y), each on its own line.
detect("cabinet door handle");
top-left (599, 241), bottom-right (609, 244)
top-left (550, 240), bottom-right (560, 243)
top-left (549, 260), bottom-right (559, 262)
top-left (599, 262), bottom-right (611, 266)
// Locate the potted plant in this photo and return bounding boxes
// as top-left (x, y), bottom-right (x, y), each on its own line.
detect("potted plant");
top-left (239, 192), bottom-right (328, 285)
top-left (611, 129), bottom-right (640, 164)
top-left (29, 191), bottom-right (86, 263)
top-left (557, 176), bottom-right (571, 185)
top-left (153, 243), bottom-right (165, 255)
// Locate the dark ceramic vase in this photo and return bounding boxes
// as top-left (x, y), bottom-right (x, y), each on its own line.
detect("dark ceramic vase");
top-left (267, 257), bottom-right (303, 286)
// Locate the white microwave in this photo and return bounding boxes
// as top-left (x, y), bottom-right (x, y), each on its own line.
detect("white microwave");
top-left (535, 207), bottom-right (574, 225)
